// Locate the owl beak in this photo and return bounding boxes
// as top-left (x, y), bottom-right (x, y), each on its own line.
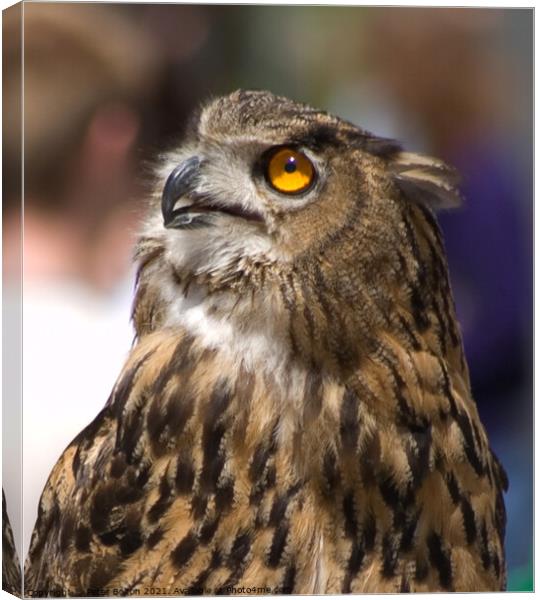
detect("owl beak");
top-left (162, 156), bottom-right (201, 228)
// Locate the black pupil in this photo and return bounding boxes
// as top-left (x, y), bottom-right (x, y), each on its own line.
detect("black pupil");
top-left (284, 157), bottom-right (297, 174)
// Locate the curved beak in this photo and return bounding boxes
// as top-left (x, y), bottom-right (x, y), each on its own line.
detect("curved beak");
top-left (161, 156), bottom-right (201, 228)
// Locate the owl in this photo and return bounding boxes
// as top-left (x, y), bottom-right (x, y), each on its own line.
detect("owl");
top-left (25, 90), bottom-right (507, 594)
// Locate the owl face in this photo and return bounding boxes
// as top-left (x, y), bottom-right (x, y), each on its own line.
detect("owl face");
top-left (149, 90), bottom-right (403, 280)
top-left (137, 90), bottom-right (460, 370)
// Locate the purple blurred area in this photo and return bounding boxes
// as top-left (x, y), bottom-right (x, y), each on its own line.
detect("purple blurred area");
top-left (3, 5), bottom-right (532, 588)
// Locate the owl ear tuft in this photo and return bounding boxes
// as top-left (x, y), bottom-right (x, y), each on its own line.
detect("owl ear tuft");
top-left (390, 152), bottom-right (463, 210)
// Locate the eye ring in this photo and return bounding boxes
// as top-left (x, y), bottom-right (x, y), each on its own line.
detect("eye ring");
top-left (263, 146), bottom-right (317, 196)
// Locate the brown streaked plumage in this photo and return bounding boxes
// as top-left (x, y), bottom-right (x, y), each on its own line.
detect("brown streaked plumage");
top-left (3, 489), bottom-right (22, 597)
top-left (25, 90), bottom-right (507, 595)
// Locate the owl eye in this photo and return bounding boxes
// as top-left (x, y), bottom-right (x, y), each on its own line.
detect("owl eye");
top-left (265, 147), bottom-right (316, 195)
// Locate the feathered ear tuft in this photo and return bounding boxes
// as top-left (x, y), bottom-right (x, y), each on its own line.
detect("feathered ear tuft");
top-left (390, 152), bottom-right (463, 210)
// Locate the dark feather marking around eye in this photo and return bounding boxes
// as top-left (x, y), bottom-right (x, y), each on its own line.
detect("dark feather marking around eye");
top-left (289, 123), bottom-right (340, 151)
top-left (289, 121), bottom-right (402, 158)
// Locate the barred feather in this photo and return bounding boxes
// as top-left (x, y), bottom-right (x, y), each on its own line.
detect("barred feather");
top-left (25, 90), bottom-right (506, 595)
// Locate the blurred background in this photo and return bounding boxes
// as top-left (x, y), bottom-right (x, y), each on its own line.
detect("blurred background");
top-left (3, 4), bottom-right (532, 590)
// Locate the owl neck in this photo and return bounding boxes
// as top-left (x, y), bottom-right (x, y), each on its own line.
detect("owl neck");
top-left (133, 204), bottom-right (467, 386)
top-left (133, 263), bottom-right (468, 394)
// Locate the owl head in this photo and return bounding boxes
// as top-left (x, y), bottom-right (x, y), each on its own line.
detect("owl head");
top-left (135, 90), bottom-right (462, 374)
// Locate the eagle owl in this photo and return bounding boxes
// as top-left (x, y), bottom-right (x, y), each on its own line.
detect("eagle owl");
top-left (25, 90), bottom-right (507, 594)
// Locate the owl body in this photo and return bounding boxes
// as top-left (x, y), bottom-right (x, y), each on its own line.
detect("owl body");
top-left (25, 91), bottom-right (507, 594)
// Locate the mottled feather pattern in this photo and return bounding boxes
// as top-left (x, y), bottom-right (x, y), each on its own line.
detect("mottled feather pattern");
top-left (3, 489), bottom-right (22, 596)
top-left (25, 90), bottom-right (506, 594)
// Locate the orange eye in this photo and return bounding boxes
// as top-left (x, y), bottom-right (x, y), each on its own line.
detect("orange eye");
top-left (265, 147), bottom-right (316, 195)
